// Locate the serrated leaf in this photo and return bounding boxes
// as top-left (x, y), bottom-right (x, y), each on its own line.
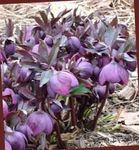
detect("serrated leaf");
top-left (40, 70), bottom-right (52, 87)
top-left (70, 84), bottom-right (91, 96)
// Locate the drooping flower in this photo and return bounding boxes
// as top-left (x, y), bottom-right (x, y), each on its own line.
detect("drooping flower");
top-left (3, 100), bottom-right (8, 119)
top-left (5, 140), bottom-right (12, 150)
top-left (26, 111), bottom-right (54, 136)
top-left (4, 38), bottom-right (16, 57)
top-left (74, 57), bottom-right (93, 79)
top-left (99, 61), bottom-right (129, 85)
top-left (16, 123), bottom-right (33, 139)
top-left (5, 130), bottom-right (27, 150)
top-left (50, 100), bottom-right (63, 113)
top-left (2, 88), bottom-right (17, 104)
top-left (47, 71), bottom-right (79, 96)
top-left (17, 67), bottom-right (33, 83)
top-left (65, 36), bottom-right (81, 53)
top-left (94, 84), bottom-right (115, 100)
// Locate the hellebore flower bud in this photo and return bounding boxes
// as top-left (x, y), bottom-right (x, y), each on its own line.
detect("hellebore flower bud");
top-left (17, 67), bottom-right (33, 83)
top-left (66, 36), bottom-right (81, 53)
top-left (4, 38), bottom-right (16, 57)
top-left (94, 84), bottom-right (115, 100)
top-left (99, 61), bottom-right (129, 85)
top-left (50, 100), bottom-right (63, 113)
top-left (26, 111), bottom-right (53, 136)
top-left (5, 140), bottom-right (12, 150)
top-left (5, 130), bottom-right (27, 150)
top-left (74, 57), bottom-right (93, 79)
top-left (16, 124), bottom-right (33, 139)
top-left (44, 35), bottom-right (53, 47)
top-left (47, 71), bottom-right (79, 96)
top-left (3, 100), bottom-right (8, 119)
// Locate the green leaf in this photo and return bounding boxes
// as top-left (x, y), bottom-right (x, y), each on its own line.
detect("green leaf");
top-left (40, 70), bottom-right (52, 87)
top-left (104, 26), bottom-right (119, 47)
top-left (84, 108), bottom-right (93, 118)
top-left (70, 84), bottom-right (91, 96)
top-left (59, 35), bottom-right (67, 47)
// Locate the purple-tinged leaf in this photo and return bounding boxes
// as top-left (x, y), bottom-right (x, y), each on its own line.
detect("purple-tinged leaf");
top-left (31, 16), bottom-right (44, 28)
top-left (5, 19), bottom-right (14, 37)
top-left (38, 40), bottom-right (49, 61)
top-left (110, 16), bottom-right (118, 27)
top-left (18, 87), bottom-right (36, 101)
top-left (47, 38), bottom-right (61, 67)
top-left (39, 11), bottom-right (48, 26)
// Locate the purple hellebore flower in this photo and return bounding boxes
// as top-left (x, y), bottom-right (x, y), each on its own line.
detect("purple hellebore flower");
top-left (5, 140), bottom-right (12, 150)
top-left (66, 36), bottom-right (81, 53)
top-left (26, 111), bottom-right (54, 136)
top-left (2, 88), bottom-right (17, 104)
top-left (5, 130), bottom-right (27, 150)
top-left (47, 71), bottom-right (79, 96)
top-left (3, 100), bottom-right (8, 119)
top-left (17, 67), bottom-right (33, 83)
top-left (4, 39), bottom-right (16, 57)
top-left (50, 100), bottom-right (63, 113)
top-left (74, 57), bottom-right (93, 79)
top-left (16, 123), bottom-right (33, 139)
top-left (94, 84), bottom-right (115, 99)
top-left (99, 61), bottom-right (129, 85)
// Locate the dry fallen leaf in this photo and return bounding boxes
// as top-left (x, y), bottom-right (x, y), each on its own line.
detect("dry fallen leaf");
top-left (121, 125), bottom-right (139, 135)
top-left (118, 110), bottom-right (139, 125)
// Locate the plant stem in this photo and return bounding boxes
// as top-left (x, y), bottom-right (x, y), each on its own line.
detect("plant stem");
top-left (55, 121), bottom-right (66, 149)
top-left (92, 83), bottom-right (109, 131)
top-left (69, 98), bottom-right (77, 127)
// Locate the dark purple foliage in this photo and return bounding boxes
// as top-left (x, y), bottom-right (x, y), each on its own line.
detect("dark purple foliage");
top-left (1, 6), bottom-right (136, 149)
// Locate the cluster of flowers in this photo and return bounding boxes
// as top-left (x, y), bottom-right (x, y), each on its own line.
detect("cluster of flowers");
top-left (1, 7), bottom-right (136, 150)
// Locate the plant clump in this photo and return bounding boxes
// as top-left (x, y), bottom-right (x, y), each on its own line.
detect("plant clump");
top-left (1, 6), bottom-right (136, 150)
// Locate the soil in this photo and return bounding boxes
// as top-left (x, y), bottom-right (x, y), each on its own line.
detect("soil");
top-left (1, 0), bottom-right (139, 149)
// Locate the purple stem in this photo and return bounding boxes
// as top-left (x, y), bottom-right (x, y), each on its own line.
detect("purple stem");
top-left (92, 83), bottom-right (109, 131)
